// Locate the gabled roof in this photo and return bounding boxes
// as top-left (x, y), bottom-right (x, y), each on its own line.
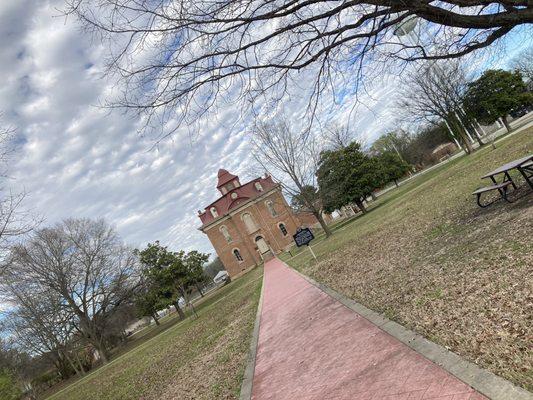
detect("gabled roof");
top-left (198, 174), bottom-right (278, 229)
top-left (217, 169), bottom-right (238, 188)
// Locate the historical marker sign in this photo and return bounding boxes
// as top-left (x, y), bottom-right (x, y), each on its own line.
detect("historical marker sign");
top-left (293, 227), bottom-right (314, 247)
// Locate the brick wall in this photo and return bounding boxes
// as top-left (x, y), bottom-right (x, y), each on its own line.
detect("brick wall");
top-left (204, 188), bottom-right (302, 277)
top-left (294, 211), bottom-right (333, 228)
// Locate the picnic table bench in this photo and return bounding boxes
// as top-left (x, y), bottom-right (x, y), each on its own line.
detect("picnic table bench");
top-left (473, 154), bottom-right (533, 207)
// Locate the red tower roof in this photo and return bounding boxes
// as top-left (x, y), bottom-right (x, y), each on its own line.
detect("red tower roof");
top-left (217, 169), bottom-right (238, 188)
top-left (198, 174), bottom-right (278, 229)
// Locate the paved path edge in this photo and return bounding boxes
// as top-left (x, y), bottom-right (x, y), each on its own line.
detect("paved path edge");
top-left (239, 266), bottom-right (265, 400)
top-left (290, 266), bottom-right (533, 400)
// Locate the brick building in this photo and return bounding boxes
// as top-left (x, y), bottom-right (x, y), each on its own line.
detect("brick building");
top-left (197, 169), bottom-right (302, 277)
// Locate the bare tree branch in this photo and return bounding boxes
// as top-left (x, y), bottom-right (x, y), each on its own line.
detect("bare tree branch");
top-left (64, 0), bottom-right (532, 136)
top-left (0, 123), bottom-right (36, 276)
top-left (396, 60), bottom-right (481, 153)
top-left (250, 119), bottom-right (331, 235)
top-left (3, 218), bottom-right (140, 364)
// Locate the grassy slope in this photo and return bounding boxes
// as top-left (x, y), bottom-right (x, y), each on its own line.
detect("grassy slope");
top-left (46, 267), bottom-right (263, 400)
top-left (281, 129), bottom-right (533, 389)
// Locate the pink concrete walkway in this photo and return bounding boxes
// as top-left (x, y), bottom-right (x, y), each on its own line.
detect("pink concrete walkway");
top-left (251, 259), bottom-right (487, 400)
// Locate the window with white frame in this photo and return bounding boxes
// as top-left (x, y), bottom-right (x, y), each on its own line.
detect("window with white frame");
top-left (254, 182), bottom-right (263, 192)
top-left (210, 207), bottom-right (218, 218)
top-left (233, 248), bottom-right (243, 262)
top-left (242, 213), bottom-right (257, 233)
top-left (266, 200), bottom-right (278, 217)
top-left (219, 225), bottom-right (232, 242)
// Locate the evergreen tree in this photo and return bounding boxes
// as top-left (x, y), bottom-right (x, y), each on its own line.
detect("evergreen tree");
top-left (464, 69), bottom-right (533, 132)
top-left (376, 152), bottom-right (412, 188)
top-left (136, 242), bottom-right (210, 320)
top-left (184, 250), bottom-right (210, 297)
top-left (136, 242), bottom-right (188, 320)
top-left (317, 142), bottom-right (385, 214)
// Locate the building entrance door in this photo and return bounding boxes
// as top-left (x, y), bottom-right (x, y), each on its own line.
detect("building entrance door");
top-left (255, 236), bottom-right (269, 254)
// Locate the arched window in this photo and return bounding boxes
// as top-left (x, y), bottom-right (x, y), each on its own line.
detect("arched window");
top-left (266, 200), bottom-right (278, 217)
top-left (219, 225), bottom-right (232, 242)
top-left (279, 223), bottom-right (288, 236)
top-left (233, 248), bottom-right (243, 262)
top-left (254, 182), bottom-right (263, 192)
top-left (242, 213), bottom-right (257, 233)
top-left (210, 207), bottom-right (218, 218)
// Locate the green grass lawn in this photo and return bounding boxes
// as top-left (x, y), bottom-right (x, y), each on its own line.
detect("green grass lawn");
top-left (44, 267), bottom-right (263, 400)
top-left (281, 128), bottom-right (533, 390)
top-left (42, 129), bottom-right (532, 399)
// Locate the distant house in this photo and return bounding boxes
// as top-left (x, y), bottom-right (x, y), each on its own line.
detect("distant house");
top-left (431, 142), bottom-right (457, 161)
top-left (197, 169), bottom-right (318, 278)
top-left (293, 209), bottom-right (333, 227)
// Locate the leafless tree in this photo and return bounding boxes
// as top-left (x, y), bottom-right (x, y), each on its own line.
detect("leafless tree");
top-left (510, 46), bottom-right (533, 85)
top-left (1, 286), bottom-right (86, 379)
top-left (251, 120), bottom-right (331, 236)
top-left (65, 1), bottom-right (533, 135)
top-left (325, 124), bottom-right (355, 150)
top-left (0, 125), bottom-right (33, 275)
top-left (3, 218), bottom-right (140, 364)
top-left (396, 60), bottom-right (485, 154)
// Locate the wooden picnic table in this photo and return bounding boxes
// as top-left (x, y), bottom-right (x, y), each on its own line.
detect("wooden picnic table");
top-left (481, 153), bottom-right (533, 190)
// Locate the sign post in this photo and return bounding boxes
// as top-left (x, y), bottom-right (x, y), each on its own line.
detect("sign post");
top-left (293, 227), bottom-right (316, 260)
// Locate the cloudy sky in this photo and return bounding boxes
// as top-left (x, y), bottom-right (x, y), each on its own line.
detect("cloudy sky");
top-left (0, 1), bottom-right (530, 256)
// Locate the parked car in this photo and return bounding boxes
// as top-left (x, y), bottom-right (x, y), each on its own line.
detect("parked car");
top-left (510, 105), bottom-right (532, 118)
top-left (213, 270), bottom-right (231, 285)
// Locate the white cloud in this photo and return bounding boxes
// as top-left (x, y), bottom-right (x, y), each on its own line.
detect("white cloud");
top-left (0, 2), bottom-right (529, 256)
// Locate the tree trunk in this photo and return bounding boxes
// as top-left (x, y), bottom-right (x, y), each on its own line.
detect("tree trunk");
top-left (95, 341), bottom-right (110, 364)
top-left (312, 209), bottom-right (331, 237)
top-left (473, 132), bottom-right (485, 147)
top-left (452, 136), bottom-right (467, 153)
top-left (502, 115), bottom-right (512, 133)
top-left (152, 313), bottom-right (160, 326)
top-left (461, 132), bottom-right (474, 154)
top-left (294, 181), bottom-right (330, 237)
top-left (61, 349), bottom-right (81, 377)
top-left (195, 283), bottom-right (204, 297)
top-left (53, 358), bottom-right (67, 379)
top-left (467, 120), bottom-right (485, 146)
top-left (448, 116), bottom-right (473, 154)
top-left (73, 349), bottom-right (86, 375)
top-left (458, 109), bottom-right (484, 147)
top-left (355, 199), bottom-right (367, 214)
top-left (175, 302), bottom-right (186, 320)
top-left (180, 285), bottom-right (198, 318)
top-left (81, 322), bottom-right (110, 364)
